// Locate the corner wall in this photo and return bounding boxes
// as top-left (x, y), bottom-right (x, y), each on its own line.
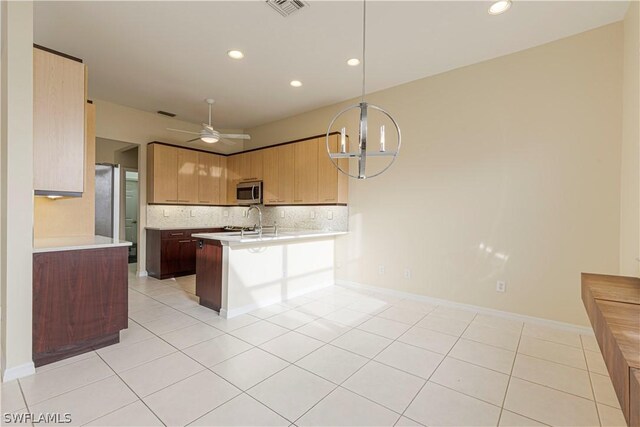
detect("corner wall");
top-left (620, 1), bottom-right (640, 276)
top-left (246, 23), bottom-right (624, 326)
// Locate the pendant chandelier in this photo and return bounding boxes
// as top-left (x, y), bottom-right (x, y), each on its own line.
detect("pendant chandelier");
top-left (325, 0), bottom-right (401, 180)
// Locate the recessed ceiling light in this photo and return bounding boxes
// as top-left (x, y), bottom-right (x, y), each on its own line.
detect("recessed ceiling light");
top-left (488, 0), bottom-right (511, 15)
top-left (227, 50), bottom-right (244, 59)
top-left (290, 80), bottom-right (302, 87)
top-left (347, 58), bottom-right (360, 66)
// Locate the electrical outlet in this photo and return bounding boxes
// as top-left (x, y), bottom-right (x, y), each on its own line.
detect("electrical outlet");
top-left (163, 209), bottom-right (169, 217)
top-left (190, 210), bottom-right (196, 217)
top-left (328, 211), bottom-right (334, 220)
top-left (496, 281), bottom-right (506, 293)
top-left (337, 261), bottom-right (343, 269)
top-left (378, 265), bottom-right (385, 275)
top-left (280, 211), bottom-right (285, 218)
top-left (223, 210), bottom-right (229, 218)
top-left (404, 268), bottom-right (411, 279)
top-left (310, 211), bottom-right (316, 219)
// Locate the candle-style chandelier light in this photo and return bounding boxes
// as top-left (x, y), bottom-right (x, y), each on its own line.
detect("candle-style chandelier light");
top-left (325, 0), bottom-right (401, 180)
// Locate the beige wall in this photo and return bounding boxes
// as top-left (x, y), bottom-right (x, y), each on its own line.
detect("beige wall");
top-left (95, 137), bottom-right (134, 164)
top-left (247, 23), bottom-right (624, 326)
top-left (34, 103), bottom-right (96, 239)
top-left (1, 1), bottom-right (35, 380)
top-left (620, 2), bottom-right (640, 277)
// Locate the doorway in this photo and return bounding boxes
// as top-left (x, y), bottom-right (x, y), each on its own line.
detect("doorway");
top-left (124, 170), bottom-right (139, 263)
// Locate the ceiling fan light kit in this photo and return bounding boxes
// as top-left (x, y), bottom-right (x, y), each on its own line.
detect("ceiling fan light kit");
top-left (326, 0), bottom-right (401, 180)
top-left (166, 98), bottom-right (251, 145)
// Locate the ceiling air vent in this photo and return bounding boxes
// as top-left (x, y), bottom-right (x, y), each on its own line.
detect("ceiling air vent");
top-left (266, 0), bottom-right (309, 17)
top-left (157, 110), bottom-right (176, 118)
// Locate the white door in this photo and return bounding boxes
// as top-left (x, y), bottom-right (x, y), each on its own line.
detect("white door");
top-left (125, 172), bottom-right (139, 246)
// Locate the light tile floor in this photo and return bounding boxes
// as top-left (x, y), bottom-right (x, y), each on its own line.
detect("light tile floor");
top-left (0, 267), bottom-right (628, 427)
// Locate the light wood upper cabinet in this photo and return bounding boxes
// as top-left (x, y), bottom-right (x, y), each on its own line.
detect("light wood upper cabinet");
top-left (33, 47), bottom-right (86, 195)
top-left (278, 144), bottom-right (295, 204)
top-left (294, 138), bottom-right (319, 204)
top-left (262, 144), bottom-right (294, 205)
top-left (177, 148), bottom-right (198, 203)
top-left (262, 148), bottom-right (279, 204)
top-left (219, 156), bottom-right (228, 205)
top-left (147, 144), bottom-right (178, 203)
top-left (148, 134), bottom-right (347, 206)
top-left (197, 152), bottom-right (221, 205)
top-left (318, 135), bottom-right (349, 204)
top-left (226, 155), bottom-right (240, 205)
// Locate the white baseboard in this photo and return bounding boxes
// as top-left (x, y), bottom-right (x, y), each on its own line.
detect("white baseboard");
top-left (3, 362), bottom-right (35, 382)
top-left (335, 279), bottom-right (594, 336)
top-left (223, 282), bottom-right (334, 319)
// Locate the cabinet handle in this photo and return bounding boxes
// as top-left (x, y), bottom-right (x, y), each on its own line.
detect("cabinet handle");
top-left (178, 239), bottom-right (191, 243)
top-left (178, 200), bottom-right (189, 202)
top-left (242, 177), bottom-right (258, 181)
top-left (294, 199), bottom-right (303, 202)
top-left (166, 199), bottom-right (178, 202)
top-left (324, 198), bottom-right (335, 201)
top-left (169, 233), bottom-right (184, 236)
top-left (199, 200), bottom-right (210, 203)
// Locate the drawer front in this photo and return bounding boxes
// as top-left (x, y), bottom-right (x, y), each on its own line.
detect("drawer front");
top-left (160, 228), bottom-right (225, 240)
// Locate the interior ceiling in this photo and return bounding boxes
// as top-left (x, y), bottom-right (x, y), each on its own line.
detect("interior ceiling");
top-left (34, 1), bottom-right (628, 130)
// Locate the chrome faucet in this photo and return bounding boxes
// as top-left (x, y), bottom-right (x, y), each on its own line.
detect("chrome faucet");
top-left (247, 205), bottom-right (263, 236)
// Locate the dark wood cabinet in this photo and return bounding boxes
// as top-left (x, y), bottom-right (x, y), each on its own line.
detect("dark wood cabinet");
top-left (146, 228), bottom-right (223, 279)
top-left (33, 246), bottom-right (128, 367)
top-left (195, 238), bottom-right (223, 312)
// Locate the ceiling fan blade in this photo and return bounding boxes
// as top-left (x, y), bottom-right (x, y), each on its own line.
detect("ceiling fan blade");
top-left (167, 128), bottom-right (200, 135)
top-left (220, 138), bottom-right (237, 146)
top-left (219, 133), bottom-right (251, 140)
top-left (186, 137), bottom-right (201, 143)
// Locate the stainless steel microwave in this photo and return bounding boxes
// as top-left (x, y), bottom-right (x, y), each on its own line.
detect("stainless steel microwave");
top-left (236, 181), bottom-right (262, 205)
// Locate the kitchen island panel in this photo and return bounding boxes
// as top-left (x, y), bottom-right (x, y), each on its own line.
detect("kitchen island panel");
top-left (223, 238), bottom-right (334, 318)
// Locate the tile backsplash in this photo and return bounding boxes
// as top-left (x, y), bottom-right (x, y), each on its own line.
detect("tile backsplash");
top-left (146, 205), bottom-right (348, 231)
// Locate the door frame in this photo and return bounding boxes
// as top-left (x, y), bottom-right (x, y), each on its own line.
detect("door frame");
top-left (121, 166), bottom-right (139, 263)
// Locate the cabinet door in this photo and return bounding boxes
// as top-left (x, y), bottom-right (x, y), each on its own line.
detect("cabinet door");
top-left (33, 48), bottom-right (86, 194)
top-left (177, 148), bottom-right (199, 203)
top-left (198, 152), bottom-right (220, 205)
top-left (294, 138), bottom-right (319, 204)
top-left (238, 153), bottom-right (251, 181)
top-left (278, 144), bottom-right (295, 204)
top-left (219, 156), bottom-right (228, 205)
top-left (262, 147), bottom-right (279, 204)
top-left (226, 155), bottom-right (240, 205)
top-left (318, 135), bottom-right (339, 203)
top-left (249, 150), bottom-right (263, 181)
top-left (149, 144), bottom-right (178, 203)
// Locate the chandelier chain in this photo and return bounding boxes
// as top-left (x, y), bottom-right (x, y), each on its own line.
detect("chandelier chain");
top-left (361, 0), bottom-right (366, 103)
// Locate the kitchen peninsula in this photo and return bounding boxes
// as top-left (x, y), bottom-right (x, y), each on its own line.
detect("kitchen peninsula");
top-left (193, 230), bottom-right (346, 318)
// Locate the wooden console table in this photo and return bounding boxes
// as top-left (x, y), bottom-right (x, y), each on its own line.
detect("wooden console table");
top-left (582, 273), bottom-right (640, 426)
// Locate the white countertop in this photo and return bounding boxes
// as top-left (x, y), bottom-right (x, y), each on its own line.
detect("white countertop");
top-left (192, 230), bottom-right (348, 246)
top-left (33, 235), bottom-right (132, 253)
top-left (145, 226), bottom-right (224, 231)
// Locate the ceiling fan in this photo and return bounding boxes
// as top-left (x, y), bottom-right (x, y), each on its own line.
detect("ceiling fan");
top-left (167, 99), bottom-right (250, 145)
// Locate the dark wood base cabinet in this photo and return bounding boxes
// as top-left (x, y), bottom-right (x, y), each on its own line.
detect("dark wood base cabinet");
top-left (33, 247), bottom-right (128, 367)
top-left (195, 239), bottom-right (223, 312)
top-left (146, 228), bottom-right (224, 279)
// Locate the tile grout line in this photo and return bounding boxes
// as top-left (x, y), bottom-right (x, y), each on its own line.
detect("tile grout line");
top-left (88, 350), bottom-right (168, 427)
top-left (396, 311), bottom-right (481, 425)
top-left (582, 335), bottom-right (604, 427)
top-left (496, 319), bottom-right (525, 426)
